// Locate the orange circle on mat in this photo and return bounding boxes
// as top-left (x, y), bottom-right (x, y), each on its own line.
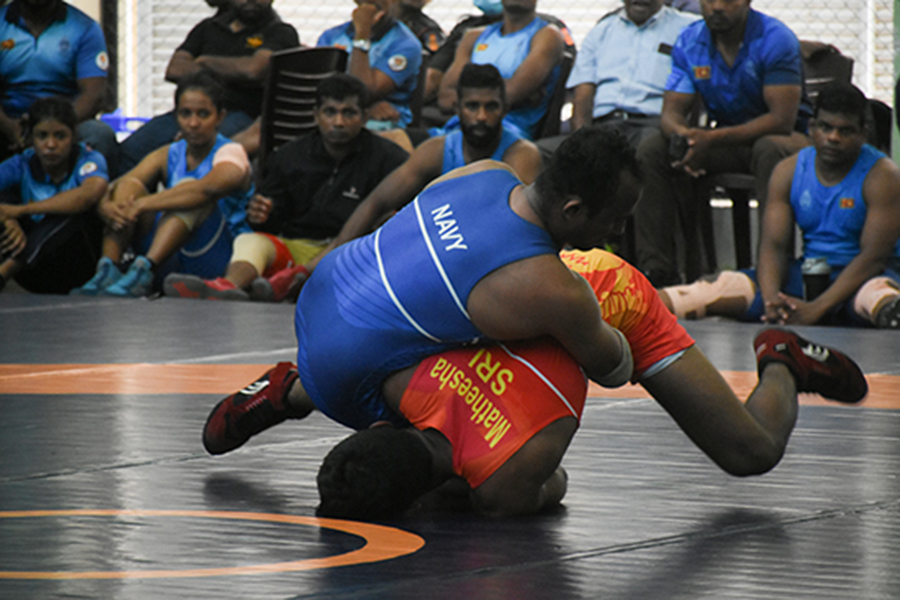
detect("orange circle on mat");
top-left (0, 509), bottom-right (425, 580)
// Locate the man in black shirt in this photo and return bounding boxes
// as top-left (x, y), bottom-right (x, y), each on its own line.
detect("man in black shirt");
top-left (117, 0), bottom-right (299, 175)
top-left (397, 0), bottom-right (445, 55)
top-left (163, 74), bottom-right (409, 302)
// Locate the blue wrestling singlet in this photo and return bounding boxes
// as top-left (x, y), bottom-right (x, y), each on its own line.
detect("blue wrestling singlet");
top-left (295, 168), bottom-right (558, 430)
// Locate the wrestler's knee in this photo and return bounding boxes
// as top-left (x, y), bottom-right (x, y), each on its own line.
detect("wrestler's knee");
top-left (661, 271), bottom-right (756, 319)
top-left (853, 276), bottom-right (900, 323)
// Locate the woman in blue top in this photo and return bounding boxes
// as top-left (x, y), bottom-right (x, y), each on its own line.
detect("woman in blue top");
top-left (73, 71), bottom-right (253, 297)
top-left (0, 97), bottom-right (108, 294)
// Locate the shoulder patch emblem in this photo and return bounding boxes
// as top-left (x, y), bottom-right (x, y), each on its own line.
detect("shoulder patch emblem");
top-left (79, 161), bottom-right (98, 177)
top-left (1, 39), bottom-right (14, 51)
top-left (96, 51), bottom-right (109, 71)
top-left (475, 43), bottom-right (489, 52)
top-left (388, 54), bottom-right (408, 72)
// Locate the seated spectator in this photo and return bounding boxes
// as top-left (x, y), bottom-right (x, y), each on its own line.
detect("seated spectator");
top-left (634, 0), bottom-right (812, 287)
top-left (398, 0), bottom-right (444, 55)
top-left (71, 73), bottom-right (254, 297)
top-left (537, 0), bottom-right (697, 159)
top-left (422, 0), bottom-right (575, 115)
top-left (318, 0), bottom-right (423, 131)
top-left (314, 62), bottom-right (542, 274)
top-left (117, 0), bottom-right (299, 175)
top-left (162, 73), bottom-right (408, 301)
top-left (0, 0), bottom-right (118, 172)
top-left (437, 0), bottom-right (566, 140)
top-left (658, 82), bottom-right (900, 328)
top-left (0, 97), bottom-right (108, 294)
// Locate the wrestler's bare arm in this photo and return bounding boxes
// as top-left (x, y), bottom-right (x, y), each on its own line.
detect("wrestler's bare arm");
top-left (468, 254), bottom-right (627, 384)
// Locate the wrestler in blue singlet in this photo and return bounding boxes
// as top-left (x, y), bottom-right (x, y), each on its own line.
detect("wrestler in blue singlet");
top-left (441, 124), bottom-right (521, 174)
top-left (296, 168), bottom-right (558, 430)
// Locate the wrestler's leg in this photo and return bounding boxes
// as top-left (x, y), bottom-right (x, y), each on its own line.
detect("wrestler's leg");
top-left (202, 364), bottom-right (316, 455)
top-left (641, 345), bottom-right (797, 476)
top-left (471, 417), bottom-right (578, 516)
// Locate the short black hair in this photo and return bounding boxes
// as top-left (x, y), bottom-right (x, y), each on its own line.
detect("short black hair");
top-left (316, 427), bottom-right (434, 520)
top-left (814, 81), bottom-right (868, 128)
top-left (534, 127), bottom-right (642, 216)
top-left (457, 63), bottom-right (506, 107)
top-left (27, 96), bottom-right (77, 135)
top-left (316, 73), bottom-right (371, 110)
top-left (175, 71), bottom-right (226, 111)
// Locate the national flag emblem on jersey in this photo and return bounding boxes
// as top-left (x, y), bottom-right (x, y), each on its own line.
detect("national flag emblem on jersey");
top-left (0, 39), bottom-right (14, 51)
top-left (246, 36), bottom-right (263, 49)
top-left (475, 43), bottom-right (489, 52)
top-left (840, 197), bottom-right (855, 209)
top-left (693, 65), bottom-right (711, 80)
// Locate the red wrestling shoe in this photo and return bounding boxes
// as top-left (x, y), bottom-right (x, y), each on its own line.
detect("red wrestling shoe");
top-left (202, 362), bottom-right (300, 454)
top-left (754, 328), bottom-right (868, 404)
top-left (249, 264), bottom-right (309, 303)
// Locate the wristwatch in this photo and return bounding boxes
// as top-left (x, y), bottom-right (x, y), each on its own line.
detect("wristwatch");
top-left (352, 38), bottom-right (371, 52)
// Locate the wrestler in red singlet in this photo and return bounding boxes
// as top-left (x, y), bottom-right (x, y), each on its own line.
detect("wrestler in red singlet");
top-left (400, 249), bottom-right (696, 488)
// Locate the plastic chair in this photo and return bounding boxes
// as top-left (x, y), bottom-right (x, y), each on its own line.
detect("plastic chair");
top-left (258, 47), bottom-right (348, 169)
top-left (534, 50), bottom-right (575, 140)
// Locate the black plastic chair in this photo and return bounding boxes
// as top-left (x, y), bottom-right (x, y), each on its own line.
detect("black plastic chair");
top-left (258, 47), bottom-right (348, 169)
top-left (534, 50), bottom-right (575, 140)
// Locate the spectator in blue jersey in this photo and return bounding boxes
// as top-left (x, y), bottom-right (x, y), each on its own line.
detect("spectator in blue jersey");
top-left (0, 97), bottom-right (108, 294)
top-left (318, 0), bottom-right (423, 131)
top-left (634, 0), bottom-right (812, 287)
top-left (72, 72), bottom-right (254, 298)
top-left (658, 82), bottom-right (900, 329)
top-left (312, 62), bottom-right (543, 279)
top-left (162, 73), bottom-right (409, 302)
top-left (0, 0), bottom-right (117, 171)
top-left (537, 0), bottom-right (697, 160)
top-left (420, 0), bottom-right (575, 117)
top-left (437, 0), bottom-right (566, 140)
top-left (117, 0), bottom-right (299, 175)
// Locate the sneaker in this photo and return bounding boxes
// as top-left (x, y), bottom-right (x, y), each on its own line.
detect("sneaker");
top-left (754, 328), bottom-right (868, 404)
top-left (249, 264), bottom-right (309, 302)
top-left (70, 257), bottom-right (123, 295)
top-left (164, 273), bottom-right (249, 300)
top-left (101, 255), bottom-right (154, 297)
top-left (202, 362), bottom-right (301, 455)
top-left (875, 295), bottom-right (900, 328)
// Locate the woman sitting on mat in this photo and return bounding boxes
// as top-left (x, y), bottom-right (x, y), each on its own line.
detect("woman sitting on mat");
top-left (0, 97), bottom-right (109, 294)
top-left (72, 71), bottom-right (253, 297)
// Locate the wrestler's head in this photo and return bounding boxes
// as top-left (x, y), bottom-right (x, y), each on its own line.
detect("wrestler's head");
top-left (316, 426), bottom-right (435, 520)
top-left (532, 127), bottom-right (642, 250)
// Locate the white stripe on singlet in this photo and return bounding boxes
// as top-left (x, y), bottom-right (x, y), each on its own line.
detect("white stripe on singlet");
top-left (498, 343), bottom-right (582, 418)
top-left (374, 227), bottom-right (442, 342)
top-left (413, 196), bottom-right (471, 321)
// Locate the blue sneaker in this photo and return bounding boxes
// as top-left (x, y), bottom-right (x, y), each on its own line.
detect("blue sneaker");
top-left (70, 257), bottom-right (123, 295)
top-left (101, 256), bottom-right (154, 297)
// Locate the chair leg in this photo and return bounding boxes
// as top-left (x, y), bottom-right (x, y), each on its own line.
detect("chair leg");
top-left (729, 189), bottom-right (752, 269)
top-left (698, 189), bottom-right (717, 275)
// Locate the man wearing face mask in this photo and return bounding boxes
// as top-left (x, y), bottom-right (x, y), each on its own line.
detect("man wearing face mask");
top-left (117, 0), bottom-right (299, 175)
